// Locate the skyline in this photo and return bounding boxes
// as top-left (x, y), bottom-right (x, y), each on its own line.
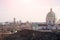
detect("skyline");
top-left (0, 0), bottom-right (60, 22)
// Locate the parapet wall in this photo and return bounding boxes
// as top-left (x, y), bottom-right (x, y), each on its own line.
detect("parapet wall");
top-left (3, 29), bottom-right (60, 40)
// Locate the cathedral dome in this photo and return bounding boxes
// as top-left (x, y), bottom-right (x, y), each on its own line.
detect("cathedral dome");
top-left (46, 8), bottom-right (56, 26)
top-left (47, 9), bottom-right (55, 18)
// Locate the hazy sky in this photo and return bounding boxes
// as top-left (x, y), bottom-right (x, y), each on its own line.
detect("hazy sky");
top-left (0, 0), bottom-right (60, 22)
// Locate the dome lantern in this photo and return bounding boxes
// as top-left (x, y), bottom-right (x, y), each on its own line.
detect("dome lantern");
top-left (50, 8), bottom-right (52, 12)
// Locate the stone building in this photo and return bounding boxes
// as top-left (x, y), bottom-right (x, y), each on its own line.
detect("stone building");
top-left (46, 8), bottom-right (56, 26)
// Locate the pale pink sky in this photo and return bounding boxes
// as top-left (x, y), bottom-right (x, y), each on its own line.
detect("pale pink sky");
top-left (0, 0), bottom-right (60, 22)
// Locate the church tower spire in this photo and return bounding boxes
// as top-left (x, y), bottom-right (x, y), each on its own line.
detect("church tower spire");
top-left (50, 8), bottom-right (52, 12)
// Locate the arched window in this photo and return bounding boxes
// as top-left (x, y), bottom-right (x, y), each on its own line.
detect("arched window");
top-left (49, 20), bottom-right (51, 25)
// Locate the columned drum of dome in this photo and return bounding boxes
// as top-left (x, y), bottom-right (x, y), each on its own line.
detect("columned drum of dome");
top-left (46, 8), bottom-right (56, 26)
